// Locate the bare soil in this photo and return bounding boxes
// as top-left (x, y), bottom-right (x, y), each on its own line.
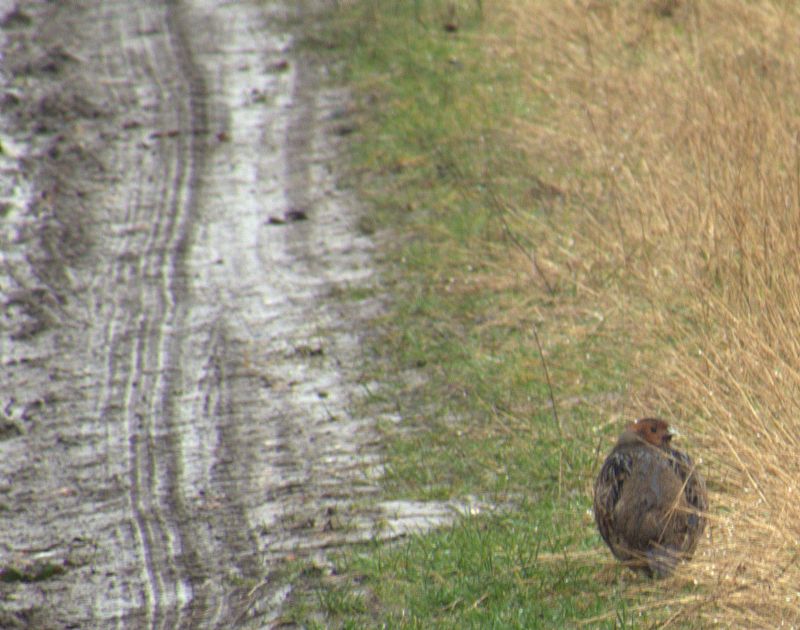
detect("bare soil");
top-left (0, 1), bottom-right (412, 627)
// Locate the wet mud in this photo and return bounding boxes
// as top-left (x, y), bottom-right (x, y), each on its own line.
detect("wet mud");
top-left (0, 1), bottom-right (414, 627)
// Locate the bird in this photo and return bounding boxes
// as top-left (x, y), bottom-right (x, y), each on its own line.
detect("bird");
top-left (593, 417), bottom-right (708, 577)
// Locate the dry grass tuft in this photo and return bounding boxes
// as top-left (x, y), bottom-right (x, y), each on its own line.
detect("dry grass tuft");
top-left (487, 0), bottom-right (800, 625)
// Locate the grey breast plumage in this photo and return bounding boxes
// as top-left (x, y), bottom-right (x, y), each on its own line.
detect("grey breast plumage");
top-left (593, 430), bottom-right (707, 577)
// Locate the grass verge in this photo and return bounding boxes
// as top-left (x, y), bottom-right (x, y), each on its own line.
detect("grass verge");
top-left (287, 0), bottom-right (800, 627)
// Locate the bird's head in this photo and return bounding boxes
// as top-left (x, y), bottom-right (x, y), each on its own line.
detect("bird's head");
top-left (627, 417), bottom-right (675, 448)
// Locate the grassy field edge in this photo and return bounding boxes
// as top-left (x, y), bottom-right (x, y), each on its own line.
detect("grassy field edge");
top-left (278, 0), bottom-right (800, 626)
top-left (276, 2), bottom-right (687, 627)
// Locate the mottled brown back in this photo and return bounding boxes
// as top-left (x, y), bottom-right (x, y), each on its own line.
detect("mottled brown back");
top-left (594, 427), bottom-right (707, 577)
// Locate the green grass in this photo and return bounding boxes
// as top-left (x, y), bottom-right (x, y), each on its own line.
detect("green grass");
top-left (0, 563), bottom-right (65, 583)
top-left (284, 1), bottom-right (693, 627)
top-left (332, 509), bottom-right (665, 628)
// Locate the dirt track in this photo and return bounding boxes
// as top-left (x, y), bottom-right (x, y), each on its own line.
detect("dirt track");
top-left (0, 1), bottom-right (394, 626)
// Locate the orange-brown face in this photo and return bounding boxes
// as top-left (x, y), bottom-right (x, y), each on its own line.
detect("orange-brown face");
top-left (627, 417), bottom-right (673, 447)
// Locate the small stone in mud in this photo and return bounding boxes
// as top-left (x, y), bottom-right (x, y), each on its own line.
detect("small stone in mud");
top-left (1, 7), bottom-right (32, 28)
top-left (150, 129), bottom-right (180, 139)
top-left (285, 208), bottom-right (308, 222)
top-left (357, 215), bottom-right (377, 235)
top-left (0, 417), bottom-right (22, 440)
top-left (0, 91), bottom-right (21, 108)
top-left (333, 123), bottom-right (357, 137)
top-left (267, 209), bottom-right (309, 225)
top-left (34, 46), bottom-right (78, 75)
top-left (249, 88), bottom-right (268, 104)
top-left (33, 121), bottom-right (52, 135)
top-left (293, 345), bottom-right (324, 358)
top-left (269, 59), bottom-right (290, 73)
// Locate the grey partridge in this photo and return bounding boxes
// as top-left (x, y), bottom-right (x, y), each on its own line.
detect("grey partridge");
top-left (593, 418), bottom-right (708, 577)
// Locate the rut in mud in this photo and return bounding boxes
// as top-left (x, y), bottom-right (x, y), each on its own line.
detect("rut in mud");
top-left (0, 0), bottom-right (420, 626)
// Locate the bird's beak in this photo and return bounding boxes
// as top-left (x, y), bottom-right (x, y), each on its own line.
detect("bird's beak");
top-left (667, 425), bottom-right (680, 440)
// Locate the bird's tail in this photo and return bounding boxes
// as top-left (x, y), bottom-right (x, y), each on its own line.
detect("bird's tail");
top-left (646, 547), bottom-right (678, 578)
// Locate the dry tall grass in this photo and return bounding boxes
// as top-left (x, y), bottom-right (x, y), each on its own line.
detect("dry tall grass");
top-left (486, 0), bottom-right (800, 625)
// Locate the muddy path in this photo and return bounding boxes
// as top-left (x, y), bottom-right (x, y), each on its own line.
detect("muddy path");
top-left (0, 0), bottom-right (394, 627)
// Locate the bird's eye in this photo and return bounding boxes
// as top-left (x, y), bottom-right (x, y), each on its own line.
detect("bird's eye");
top-left (651, 426), bottom-right (657, 433)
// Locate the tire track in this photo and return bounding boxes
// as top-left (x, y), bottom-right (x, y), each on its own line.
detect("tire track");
top-left (94, 3), bottom-right (196, 626)
top-left (0, 0), bottom-right (207, 625)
